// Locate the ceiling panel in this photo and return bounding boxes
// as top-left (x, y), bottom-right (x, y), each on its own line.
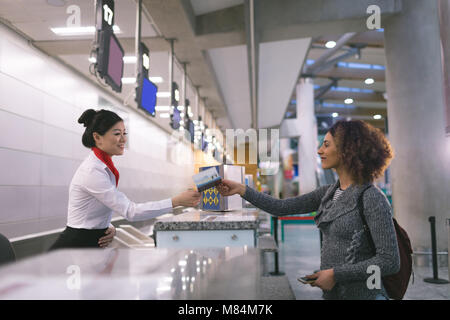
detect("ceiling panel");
top-left (206, 44), bottom-right (251, 130)
top-left (308, 46), bottom-right (386, 67)
top-left (321, 90), bottom-right (384, 102)
top-left (317, 30), bottom-right (385, 48)
top-left (0, 0), bottom-right (157, 41)
top-left (315, 67), bottom-right (385, 81)
top-left (258, 37), bottom-right (311, 128)
top-left (314, 77), bottom-right (386, 92)
top-left (322, 99), bottom-right (387, 109)
top-left (190, 0), bottom-right (243, 16)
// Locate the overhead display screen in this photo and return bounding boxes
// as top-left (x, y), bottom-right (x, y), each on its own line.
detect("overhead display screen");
top-left (106, 32), bottom-right (124, 92)
top-left (139, 77), bottom-right (157, 116)
top-left (171, 107), bottom-right (181, 130)
top-left (188, 119), bottom-right (195, 143)
top-left (97, 30), bottom-right (124, 93)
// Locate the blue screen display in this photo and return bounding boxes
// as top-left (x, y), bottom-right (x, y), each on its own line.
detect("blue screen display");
top-left (172, 107), bottom-right (181, 129)
top-left (140, 78), bottom-right (157, 116)
top-left (188, 120), bottom-right (195, 143)
top-left (201, 134), bottom-right (208, 151)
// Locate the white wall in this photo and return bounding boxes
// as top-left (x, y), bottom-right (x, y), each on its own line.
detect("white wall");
top-left (0, 25), bottom-right (194, 238)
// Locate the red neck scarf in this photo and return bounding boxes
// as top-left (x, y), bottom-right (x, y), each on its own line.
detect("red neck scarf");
top-left (92, 147), bottom-right (119, 187)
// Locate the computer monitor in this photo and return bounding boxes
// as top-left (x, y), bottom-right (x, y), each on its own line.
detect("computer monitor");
top-left (106, 32), bottom-right (124, 92)
top-left (187, 119), bottom-right (195, 143)
top-left (137, 77), bottom-right (157, 116)
top-left (171, 107), bottom-right (181, 130)
top-left (97, 30), bottom-right (124, 92)
top-left (201, 134), bottom-right (208, 151)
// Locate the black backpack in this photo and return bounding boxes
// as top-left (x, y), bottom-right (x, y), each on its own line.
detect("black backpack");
top-left (357, 187), bottom-right (413, 300)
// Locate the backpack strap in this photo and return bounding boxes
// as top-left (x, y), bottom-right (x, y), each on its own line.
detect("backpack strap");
top-left (357, 185), bottom-right (376, 254)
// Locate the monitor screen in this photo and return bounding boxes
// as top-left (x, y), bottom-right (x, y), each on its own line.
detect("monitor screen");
top-left (201, 134), bottom-right (208, 151)
top-left (171, 107), bottom-right (181, 130)
top-left (106, 32), bottom-right (124, 92)
top-left (139, 78), bottom-right (157, 116)
top-left (188, 119), bottom-right (195, 143)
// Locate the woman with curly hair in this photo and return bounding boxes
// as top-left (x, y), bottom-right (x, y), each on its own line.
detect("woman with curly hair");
top-left (217, 120), bottom-right (400, 300)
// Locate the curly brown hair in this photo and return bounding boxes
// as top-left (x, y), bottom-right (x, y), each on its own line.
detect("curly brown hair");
top-left (329, 120), bottom-right (394, 185)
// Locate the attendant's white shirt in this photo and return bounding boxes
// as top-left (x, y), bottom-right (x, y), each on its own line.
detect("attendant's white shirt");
top-left (67, 151), bottom-right (173, 229)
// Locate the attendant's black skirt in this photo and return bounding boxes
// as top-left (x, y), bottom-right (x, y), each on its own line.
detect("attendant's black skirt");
top-left (49, 226), bottom-right (108, 251)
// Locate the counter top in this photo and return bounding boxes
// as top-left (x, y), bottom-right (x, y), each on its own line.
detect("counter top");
top-left (154, 209), bottom-right (259, 231)
top-left (0, 246), bottom-right (293, 300)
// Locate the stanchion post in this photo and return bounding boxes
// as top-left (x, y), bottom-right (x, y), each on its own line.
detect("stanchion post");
top-left (424, 216), bottom-right (449, 284)
top-left (272, 216), bottom-right (278, 246)
top-left (447, 218), bottom-right (450, 282)
top-left (269, 216), bottom-right (285, 276)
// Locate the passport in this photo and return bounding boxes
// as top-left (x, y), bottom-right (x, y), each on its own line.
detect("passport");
top-left (192, 167), bottom-right (222, 192)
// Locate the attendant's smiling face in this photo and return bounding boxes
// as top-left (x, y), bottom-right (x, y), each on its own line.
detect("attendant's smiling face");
top-left (93, 121), bottom-right (127, 156)
top-left (317, 132), bottom-right (341, 169)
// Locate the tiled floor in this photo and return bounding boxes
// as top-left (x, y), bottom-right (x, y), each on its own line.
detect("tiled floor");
top-left (266, 223), bottom-right (449, 300)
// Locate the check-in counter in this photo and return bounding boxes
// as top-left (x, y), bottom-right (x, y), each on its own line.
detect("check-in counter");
top-left (153, 209), bottom-right (259, 248)
top-left (0, 247), bottom-right (294, 299)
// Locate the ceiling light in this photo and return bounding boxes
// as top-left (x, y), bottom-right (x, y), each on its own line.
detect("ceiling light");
top-left (89, 56), bottom-right (141, 64)
top-left (344, 98), bottom-right (354, 104)
top-left (373, 114), bottom-right (382, 120)
top-left (123, 56), bottom-right (137, 64)
top-left (121, 77), bottom-right (136, 84)
top-left (120, 76), bottom-right (163, 84)
top-left (155, 106), bottom-right (170, 112)
top-left (332, 112), bottom-right (339, 118)
top-left (89, 56), bottom-right (152, 67)
top-left (325, 41), bottom-right (336, 49)
top-left (365, 78), bottom-right (375, 85)
top-left (51, 26), bottom-right (95, 35)
top-left (159, 113), bottom-right (170, 118)
top-left (156, 92), bottom-right (170, 98)
top-left (149, 77), bottom-right (163, 83)
top-left (51, 25), bottom-right (120, 36)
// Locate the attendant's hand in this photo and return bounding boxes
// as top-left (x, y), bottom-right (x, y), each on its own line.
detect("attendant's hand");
top-left (98, 226), bottom-right (116, 248)
top-left (172, 189), bottom-right (202, 207)
top-left (217, 179), bottom-right (246, 197)
top-left (308, 269), bottom-right (336, 291)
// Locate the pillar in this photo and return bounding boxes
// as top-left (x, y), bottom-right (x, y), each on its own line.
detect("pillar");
top-left (384, 0), bottom-right (450, 252)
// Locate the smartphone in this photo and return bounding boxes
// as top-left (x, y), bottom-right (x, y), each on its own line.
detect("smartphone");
top-left (297, 276), bottom-right (317, 284)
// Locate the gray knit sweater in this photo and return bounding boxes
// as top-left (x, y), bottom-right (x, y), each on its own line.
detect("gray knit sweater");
top-left (243, 181), bottom-right (400, 300)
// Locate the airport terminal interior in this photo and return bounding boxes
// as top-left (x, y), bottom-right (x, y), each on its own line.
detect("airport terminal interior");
top-left (0, 0), bottom-right (449, 301)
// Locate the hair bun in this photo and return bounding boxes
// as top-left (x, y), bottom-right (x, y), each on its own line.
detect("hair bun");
top-left (78, 109), bottom-right (97, 127)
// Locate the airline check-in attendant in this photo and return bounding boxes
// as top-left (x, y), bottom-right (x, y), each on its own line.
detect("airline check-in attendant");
top-left (50, 109), bottom-right (201, 250)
